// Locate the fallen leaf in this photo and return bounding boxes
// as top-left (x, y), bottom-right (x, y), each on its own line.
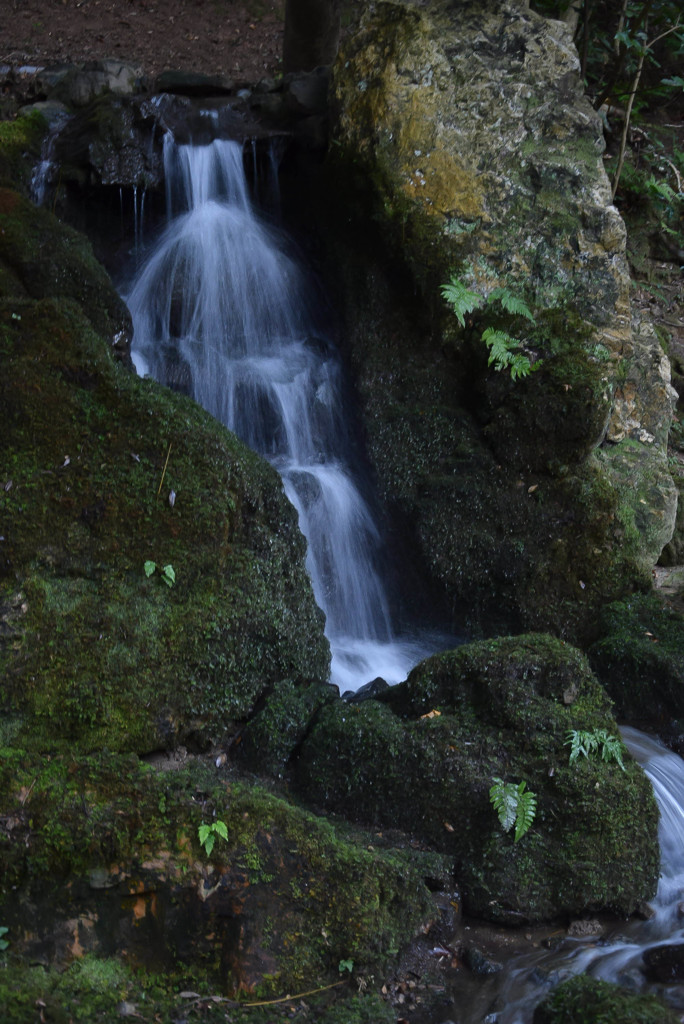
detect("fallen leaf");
top-left (420, 709), bottom-right (441, 719)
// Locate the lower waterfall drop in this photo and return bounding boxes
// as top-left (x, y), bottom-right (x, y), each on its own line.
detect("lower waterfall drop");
top-left (126, 132), bottom-right (434, 692)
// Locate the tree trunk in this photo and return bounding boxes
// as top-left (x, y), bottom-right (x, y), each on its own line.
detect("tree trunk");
top-left (282, 0), bottom-right (341, 74)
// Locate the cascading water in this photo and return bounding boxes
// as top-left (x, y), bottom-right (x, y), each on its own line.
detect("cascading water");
top-left (126, 131), bottom-right (436, 692)
top-left (453, 728), bottom-right (684, 1023)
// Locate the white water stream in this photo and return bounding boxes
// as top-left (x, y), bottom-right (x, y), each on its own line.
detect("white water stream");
top-left (126, 134), bottom-right (438, 692)
top-left (456, 728), bottom-right (684, 1023)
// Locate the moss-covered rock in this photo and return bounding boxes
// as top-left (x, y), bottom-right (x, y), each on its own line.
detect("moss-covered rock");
top-left (295, 634), bottom-right (659, 923)
top-left (0, 111), bottom-right (47, 194)
top-left (0, 187), bottom-right (132, 359)
top-left (0, 749), bottom-right (448, 998)
top-left (0, 956), bottom-right (395, 1024)
top-left (0, 177), bottom-right (330, 755)
top-left (588, 594), bottom-right (684, 731)
top-left (532, 974), bottom-right (680, 1024)
top-left (305, 0), bottom-right (677, 641)
top-left (235, 678), bottom-right (339, 777)
top-left (0, 292), bottom-right (329, 754)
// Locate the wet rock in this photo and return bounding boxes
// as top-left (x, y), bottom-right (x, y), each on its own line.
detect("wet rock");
top-left (42, 60), bottom-right (146, 108)
top-left (463, 945), bottom-right (503, 976)
top-left (0, 186), bottom-right (132, 354)
top-left (284, 67), bottom-right (331, 115)
top-left (154, 70), bottom-right (234, 96)
top-left (343, 676), bottom-right (391, 702)
top-left (0, 170), bottom-right (330, 755)
top-left (643, 943), bottom-right (684, 982)
top-left (0, 754), bottom-right (449, 996)
top-left (588, 593), bottom-right (684, 729)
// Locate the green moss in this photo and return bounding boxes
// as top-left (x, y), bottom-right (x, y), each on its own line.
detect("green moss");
top-left (295, 635), bottom-right (659, 923)
top-left (236, 679), bottom-right (338, 777)
top-left (0, 751), bottom-right (447, 995)
top-left (589, 594), bottom-right (684, 727)
top-left (0, 957), bottom-right (395, 1024)
top-left (0, 292), bottom-right (328, 755)
top-left (533, 974), bottom-right (680, 1024)
top-left (0, 112), bottom-right (47, 194)
top-left (0, 187), bottom-right (131, 347)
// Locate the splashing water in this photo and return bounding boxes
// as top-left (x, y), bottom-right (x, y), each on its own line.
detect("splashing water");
top-left (126, 134), bottom-right (437, 691)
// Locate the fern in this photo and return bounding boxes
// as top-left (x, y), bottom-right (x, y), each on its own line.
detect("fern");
top-left (440, 275), bottom-right (482, 327)
top-left (565, 729), bottom-right (626, 772)
top-left (487, 287), bottom-right (535, 323)
top-left (489, 777), bottom-right (537, 842)
top-left (481, 328), bottom-right (536, 380)
top-left (441, 274), bottom-right (541, 381)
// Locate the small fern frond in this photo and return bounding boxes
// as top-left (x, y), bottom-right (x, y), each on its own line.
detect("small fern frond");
top-left (599, 732), bottom-right (626, 771)
top-left (490, 778), bottom-right (537, 840)
top-left (566, 729), bottom-right (626, 771)
top-left (441, 275), bottom-right (482, 327)
top-left (489, 777), bottom-right (517, 833)
top-left (482, 327), bottom-right (515, 365)
top-left (487, 287), bottom-right (536, 323)
top-left (514, 783), bottom-right (537, 843)
top-left (482, 329), bottom-right (536, 379)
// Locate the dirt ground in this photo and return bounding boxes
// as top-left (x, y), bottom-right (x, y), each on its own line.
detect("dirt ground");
top-left (1, 0), bottom-right (285, 84)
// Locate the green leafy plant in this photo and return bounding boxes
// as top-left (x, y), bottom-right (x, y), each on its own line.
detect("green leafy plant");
top-left (338, 958), bottom-right (354, 974)
top-left (440, 277), bottom-right (482, 327)
top-left (144, 560), bottom-right (176, 587)
top-left (198, 819), bottom-right (228, 857)
top-left (489, 777), bottom-right (537, 842)
top-left (0, 926), bottom-right (9, 951)
top-left (441, 276), bottom-right (540, 380)
top-left (566, 729), bottom-right (626, 771)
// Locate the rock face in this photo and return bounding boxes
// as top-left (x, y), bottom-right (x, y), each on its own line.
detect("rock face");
top-left (295, 634), bottom-right (660, 923)
top-left (319, 0), bottom-right (677, 641)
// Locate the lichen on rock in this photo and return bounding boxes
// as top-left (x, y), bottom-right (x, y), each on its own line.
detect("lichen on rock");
top-left (318, 0), bottom-right (678, 641)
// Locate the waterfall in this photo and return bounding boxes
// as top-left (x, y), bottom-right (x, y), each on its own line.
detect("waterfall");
top-left (126, 133), bottom-right (436, 692)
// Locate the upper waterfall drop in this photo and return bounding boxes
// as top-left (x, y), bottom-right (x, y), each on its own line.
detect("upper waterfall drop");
top-left (126, 132), bottom-right (434, 692)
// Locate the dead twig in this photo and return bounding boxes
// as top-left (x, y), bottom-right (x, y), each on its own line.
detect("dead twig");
top-left (157, 443), bottom-right (172, 497)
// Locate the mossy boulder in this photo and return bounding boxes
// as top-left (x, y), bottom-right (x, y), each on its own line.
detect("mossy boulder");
top-left (0, 293), bottom-right (329, 754)
top-left (588, 594), bottom-right (684, 732)
top-left (0, 181), bottom-right (329, 756)
top-left (0, 111), bottom-right (47, 194)
top-left (295, 634), bottom-right (659, 923)
top-left (308, 0), bottom-right (677, 641)
top-left (0, 187), bottom-right (132, 359)
top-left (0, 749), bottom-right (449, 998)
top-left (533, 974), bottom-right (680, 1024)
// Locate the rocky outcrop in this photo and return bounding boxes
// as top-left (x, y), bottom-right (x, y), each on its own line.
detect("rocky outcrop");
top-left (294, 634), bottom-right (660, 924)
top-left (0, 750), bottom-right (449, 1000)
top-left (317, 0), bottom-right (678, 641)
